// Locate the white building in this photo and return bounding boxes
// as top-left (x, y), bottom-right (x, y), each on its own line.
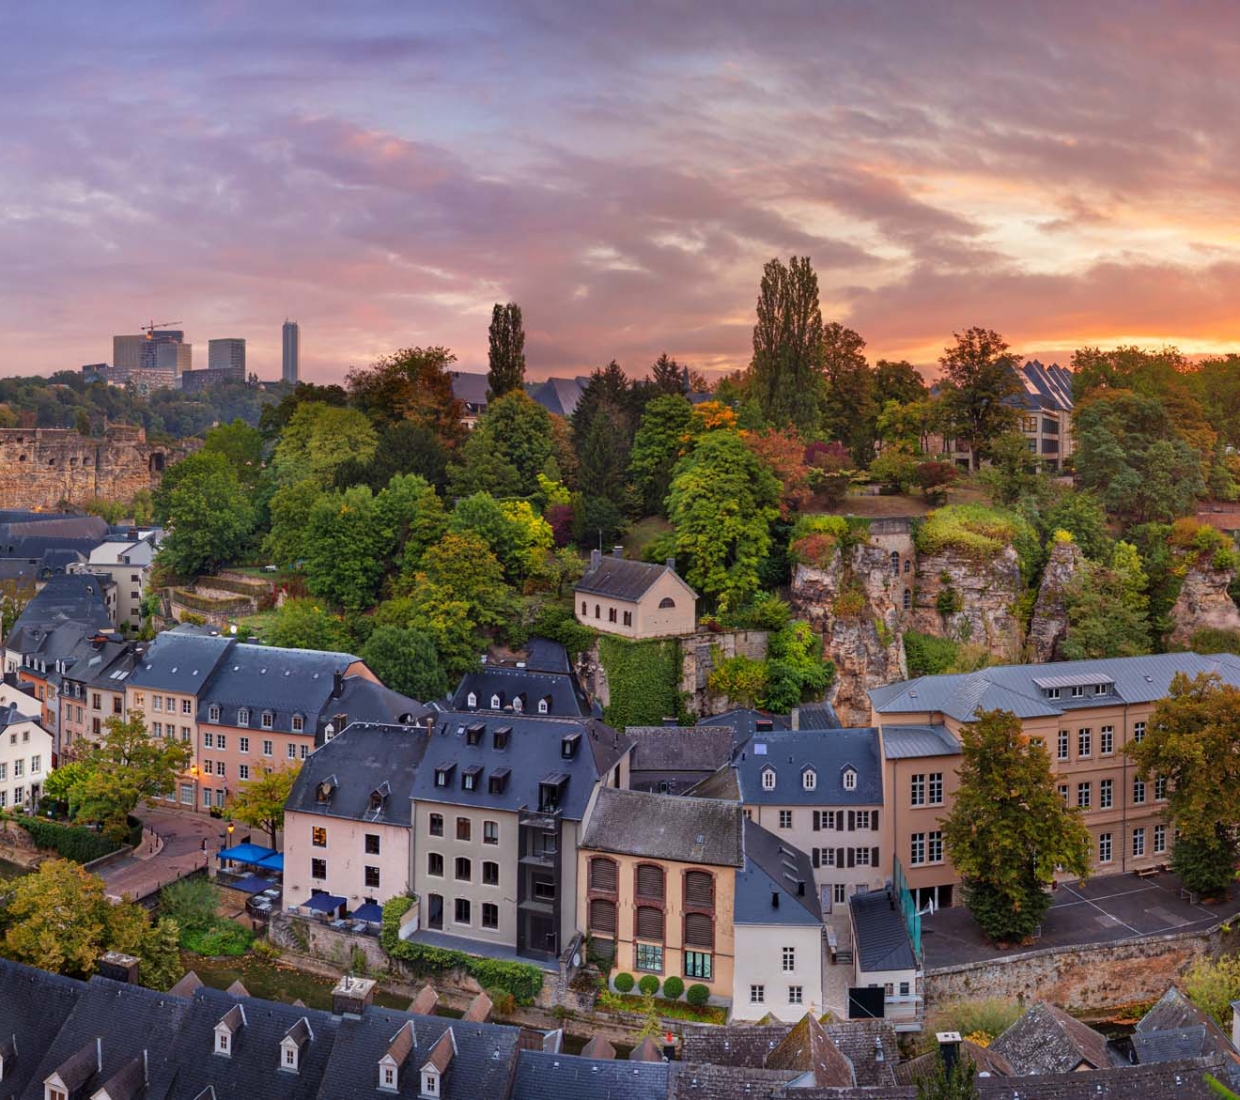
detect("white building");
top-left (0, 702), bottom-right (54, 811)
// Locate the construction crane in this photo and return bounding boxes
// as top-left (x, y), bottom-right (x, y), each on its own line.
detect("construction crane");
top-left (141, 320), bottom-right (181, 339)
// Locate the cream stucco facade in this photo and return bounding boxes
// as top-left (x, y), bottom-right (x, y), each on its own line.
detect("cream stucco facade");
top-left (732, 922), bottom-right (824, 1022)
top-left (284, 811), bottom-right (411, 911)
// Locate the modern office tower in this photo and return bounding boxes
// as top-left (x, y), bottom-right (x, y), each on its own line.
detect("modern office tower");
top-left (112, 335), bottom-right (144, 375)
top-left (207, 338), bottom-right (246, 378)
top-left (141, 330), bottom-right (191, 376)
top-left (282, 320), bottom-right (299, 384)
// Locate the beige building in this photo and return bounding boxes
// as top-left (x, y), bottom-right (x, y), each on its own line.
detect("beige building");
top-left (579, 788), bottom-right (740, 1003)
top-left (870, 653), bottom-right (1240, 905)
top-left (574, 550), bottom-right (697, 638)
top-left (0, 702), bottom-right (53, 811)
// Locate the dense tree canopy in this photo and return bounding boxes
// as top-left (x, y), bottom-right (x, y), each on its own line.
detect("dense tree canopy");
top-left (487, 302), bottom-right (526, 398)
top-left (749, 256), bottom-right (824, 434)
top-left (938, 328), bottom-right (1022, 470)
top-left (152, 451), bottom-right (255, 578)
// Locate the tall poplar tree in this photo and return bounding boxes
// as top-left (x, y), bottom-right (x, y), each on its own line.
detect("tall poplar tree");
top-left (487, 302), bottom-right (527, 398)
top-left (749, 256), bottom-right (824, 433)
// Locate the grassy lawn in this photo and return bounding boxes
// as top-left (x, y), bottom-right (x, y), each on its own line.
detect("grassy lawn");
top-left (809, 478), bottom-right (990, 518)
top-left (623, 516), bottom-right (673, 558)
top-left (236, 610), bottom-right (279, 639)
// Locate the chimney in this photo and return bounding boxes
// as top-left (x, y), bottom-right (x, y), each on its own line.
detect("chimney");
top-left (936, 1032), bottom-right (961, 1079)
top-left (790, 707), bottom-right (800, 731)
top-left (590, 549), bottom-right (601, 570)
top-left (332, 974), bottom-right (376, 1017)
top-left (332, 670), bottom-right (344, 698)
top-left (612, 546), bottom-right (624, 559)
top-left (665, 557), bottom-right (675, 570)
top-left (97, 951), bottom-right (140, 985)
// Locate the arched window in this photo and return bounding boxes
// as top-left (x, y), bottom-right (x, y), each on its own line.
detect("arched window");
top-left (761, 768), bottom-right (776, 791)
top-left (594, 604), bottom-right (601, 619)
top-left (658, 597), bottom-right (676, 609)
top-left (891, 551), bottom-right (900, 576)
top-left (684, 870), bottom-right (714, 910)
top-left (512, 697), bottom-right (523, 712)
top-left (237, 707), bottom-right (249, 727)
top-left (903, 588), bottom-right (911, 610)
top-left (904, 559), bottom-right (911, 574)
top-left (581, 601), bottom-right (587, 615)
top-left (843, 768), bottom-right (857, 791)
top-left (635, 863), bottom-right (665, 901)
top-left (589, 857), bottom-right (618, 893)
top-left (802, 768), bottom-right (817, 791)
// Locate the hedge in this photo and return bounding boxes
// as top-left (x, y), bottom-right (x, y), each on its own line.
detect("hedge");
top-left (171, 589), bottom-right (254, 614)
top-left (597, 636), bottom-right (685, 727)
top-left (380, 897), bottom-right (544, 1006)
top-left (17, 816), bottom-right (134, 863)
top-left (195, 575), bottom-right (269, 597)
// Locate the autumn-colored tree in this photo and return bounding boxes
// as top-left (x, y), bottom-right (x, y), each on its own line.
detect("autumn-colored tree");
top-left (942, 709), bottom-right (1091, 943)
top-left (229, 763), bottom-right (302, 848)
top-left (742, 428), bottom-right (813, 518)
top-left (1128, 672), bottom-right (1240, 898)
top-left (347, 345), bottom-right (465, 447)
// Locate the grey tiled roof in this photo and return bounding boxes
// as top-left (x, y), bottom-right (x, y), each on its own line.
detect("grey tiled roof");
top-left (575, 556), bottom-right (695, 602)
top-left (848, 890), bottom-right (917, 973)
top-left (5, 573), bottom-right (114, 652)
top-left (513, 1049), bottom-right (669, 1099)
top-left (582, 787), bottom-right (744, 867)
top-left (734, 819), bottom-right (820, 926)
top-left (895, 1039), bottom-right (1013, 1084)
top-left (1134, 986), bottom-right (1237, 1063)
top-left (627, 726), bottom-right (734, 773)
top-left (880, 725), bottom-right (961, 760)
top-left (128, 631), bottom-right (234, 695)
top-left (735, 728), bottom-right (883, 806)
top-left (698, 709), bottom-right (789, 750)
top-left (990, 1001), bottom-right (1117, 1074)
top-left (451, 665), bottom-right (591, 717)
top-left (0, 959), bottom-right (85, 1100)
top-left (285, 722), bottom-right (429, 826)
top-left (450, 370), bottom-right (490, 409)
top-left (870, 653), bottom-right (1240, 722)
top-left (526, 376), bottom-right (589, 418)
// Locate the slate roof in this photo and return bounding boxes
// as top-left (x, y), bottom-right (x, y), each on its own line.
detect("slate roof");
top-left (410, 713), bottom-right (630, 822)
top-left (128, 631), bottom-right (234, 695)
top-left (734, 818), bottom-right (821, 926)
top-left (880, 725), bottom-right (961, 759)
top-left (990, 1002), bottom-right (1117, 1074)
top-left (627, 726), bottom-right (734, 774)
top-left (582, 787), bottom-right (743, 867)
top-left (0, 959), bottom-right (85, 1100)
top-left (793, 702), bottom-right (841, 729)
top-left (332, 676), bottom-right (432, 733)
top-left (848, 890), bottom-right (917, 973)
top-left (699, 709), bottom-right (789, 750)
top-left (765, 1014), bottom-right (855, 1087)
top-left (685, 764), bottom-right (741, 801)
top-left (735, 728), bottom-right (883, 807)
top-left (451, 665), bottom-right (591, 717)
top-left (62, 637), bottom-right (136, 691)
top-left (450, 371), bottom-right (490, 410)
top-left (1134, 986), bottom-right (1238, 1063)
top-left (5, 573), bottom-right (114, 652)
top-left (1018, 360), bottom-right (1074, 414)
top-left (320, 1008), bottom-right (519, 1100)
top-left (870, 653), bottom-right (1240, 723)
top-left (285, 723), bottom-right (430, 826)
top-left (526, 376), bottom-right (589, 419)
top-left (522, 638), bottom-right (572, 674)
top-left (514, 1048), bottom-right (668, 1099)
top-left (575, 555), bottom-right (696, 602)
top-left (895, 1039), bottom-right (1014, 1084)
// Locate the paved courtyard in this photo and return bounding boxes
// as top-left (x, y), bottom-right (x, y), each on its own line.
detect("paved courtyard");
top-left (921, 871), bottom-right (1239, 969)
top-left (100, 806), bottom-right (237, 902)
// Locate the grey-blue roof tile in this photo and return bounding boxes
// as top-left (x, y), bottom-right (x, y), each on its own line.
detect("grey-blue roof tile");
top-left (735, 728), bottom-right (882, 806)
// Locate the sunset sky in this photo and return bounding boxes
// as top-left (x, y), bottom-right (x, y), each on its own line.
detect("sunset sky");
top-left (4, 2), bottom-right (1240, 383)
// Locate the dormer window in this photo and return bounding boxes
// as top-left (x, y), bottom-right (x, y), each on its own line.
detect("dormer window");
top-left (539, 775), bottom-right (567, 813)
top-left (761, 768), bottom-right (776, 791)
top-left (434, 764), bottom-right (455, 788)
top-left (462, 766), bottom-right (482, 791)
top-left (315, 780), bottom-right (335, 804)
top-left (493, 726), bottom-right (510, 750)
top-left (422, 1070), bottom-right (439, 1096)
top-left (208, 704), bottom-right (220, 722)
top-left (538, 697), bottom-right (550, 714)
top-left (280, 1018), bottom-right (312, 1074)
top-left (262, 711), bottom-right (274, 729)
top-left (292, 714), bottom-right (304, 732)
top-left (1095, 683), bottom-right (1109, 695)
top-left (1046, 687), bottom-right (1060, 700)
top-left (381, 1066), bottom-right (397, 1091)
top-left (489, 768), bottom-right (510, 795)
top-left (466, 723), bottom-right (484, 746)
top-left (512, 696), bottom-right (523, 713)
top-left (1071, 685), bottom-right (1084, 698)
top-left (561, 732), bottom-right (581, 759)
top-left (802, 768), bottom-right (817, 791)
top-left (843, 768), bottom-right (857, 791)
top-left (490, 694), bottom-right (501, 709)
top-left (237, 707), bottom-right (249, 727)
top-left (466, 692), bottom-right (477, 708)
top-left (214, 1004), bottom-right (245, 1058)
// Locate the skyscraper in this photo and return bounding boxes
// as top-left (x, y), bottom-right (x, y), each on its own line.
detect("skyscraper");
top-left (112, 335), bottom-right (144, 376)
top-left (140, 330), bottom-right (191, 376)
top-left (282, 320), bottom-right (299, 384)
top-left (208, 338), bottom-right (246, 378)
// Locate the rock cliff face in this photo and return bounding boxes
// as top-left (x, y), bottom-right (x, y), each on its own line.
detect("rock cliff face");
top-left (1168, 564), bottom-right (1240, 646)
top-left (910, 546), bottom-right (1024, 660)
top-left (791, 538), bottom-right (909, 728)
top-left (1026, 539), bottom-right (1084, 663)
top-left (680, 629), bottom-right (769, 716)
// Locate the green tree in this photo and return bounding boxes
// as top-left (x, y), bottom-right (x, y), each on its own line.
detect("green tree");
top-left (267, 598), bottom-right (348, 651)
top-left (707, 655), bottom-right (768, 708)
top-left (1184, 954), bottom-right (1240, 1028)
top-left (629, 394), bottom-right (694, 514)
top-left (448, 493), bottom-right (553, 583)
top-left (202, 418), bottom-right (264, 486)
top-left (1041, 491), bottom-right (1112, 561)
top-left (869, 444), bottom-right (920, 492)
top-left (980, 430), bottom-right (1039, 504)
top-left (487, 302), bottom-right (526, 398)
top-left (139, 917), bottom-right (185, 992)
top-left (346, 346), bottom-right (464, 446)
top-left (361, 626), bottom-right (449, 701)
top-left (667, 431), bottom-right (781, 610)
top-left (271, 403), bottom-right (378, 487)
top-left (873, 358), bottom-right (928, 407)
top-left (759, 621), bottom-right (833, 712)
top-left (264, 478), bottom-right (324, 567)
top-left (154, 451), bottom-right (255, 578)
top-left (303, 485), bottom-right (388, 611)
top-left (374, 473), bottom-right (448, 574)
top-left (74, 713), bottom-right (194, 842)
top-left (820, 322), bottom-right (875, 465)
top-left (915, 1052), bottom-right (979, 1100)
top-left (749, 256), bottom-right (824, 433)
top-left (229, 763), bottom-right (301, 848)
top-left (1059, 564), bottom-right (1152, 660)
top-left (334, 419), bottom-right (450, 493)
top-left (942, 709), bottom-right (1091, 943)
top-left (937, 328), bottom-right (1022, 471)
top-left (448, 390), bottom-right (552, 497)
top-left (74, 409), bottom-right (92, 436)
top-left (650, 352), bottom-right (685, 395)
top-left (1128, 672), bottom-right (1240, 898)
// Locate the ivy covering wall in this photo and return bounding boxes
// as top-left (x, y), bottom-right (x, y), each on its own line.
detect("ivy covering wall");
top-left (596, 635), bottom-right (686, 727)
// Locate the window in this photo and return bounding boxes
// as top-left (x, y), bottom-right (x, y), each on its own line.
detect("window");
top-left (1155, 776), bottom-right (1167, 800)
top-left (454, 898), bottom-right (471, 925)
top-left (152, 722), bottom-right (162, 737)
top-left (1100, 726), bottom-right (1114, 755)
top-left (428, 853), bottom-right (443, 876)
top-left (153, 696), bottom-right (162, 711)
top-left (928, 773), bottom-right (943, 805)
top-left (855, 810), bottom-right (872, 830)
top-left (1154, 824), bottom-right (1167, 854)
top-left (203, 790), bottom-right (213, 807)
top-left (133, 692), bottom-right (144, 708)
top-left (365, 833), bottom-right (381, 855)
top-left (534, 877), bottom-right (556, 901)
top-left (903, 588), bottom-right (912, 609)
top-left (262, 711), bottom-right (273, 729)
top-left (636, 905), bottom-right (664, 942)
top-left (635, 942), bottom-right (663, 972)
top-left (483, 861), bottom-right (499, 885)
top-left (1133, 828), bottom-right (1146, 858)
top-left (208, 704), bottom-right (220, 722)
top-left (292, 715), bottom-right (304, 732)
top-left (910, 773), bottom-right (925, 806)
top-left (590, 858), bottom-right (617, 893)
top-left (833, 884), bottom-right (846, 904)
top-left (239, 764), bottom-right (249, 781)
top-left (802, 768), bottom-right (816, 791)
top-left (204, 732), bottom-right (214, 749)
top-left (782, 946), bottom-right (795, 972)
top-left (684, 950), bottom-right (712, 979)
top-left (312, 826), bottom-right (327, 847)
top-left (927, 831), bottom-right (943, 863)
top-left (455, 857), bottom-right (471, 881)
top-left (658, 597), bottom-right (676, 609)
top-left (30, 755), bottom-right (39, 775)
top-left (816, 847), bottom-right (835, 867)
top-left (287, 744), bottom-right (297, 760)
top-left (382, 1066), bottom-right (395, 1090)
top-left (1077, 782), bottom-right (1091, 809)
top-left (1100, 779), bottom-right (1113, 809)
top-left (910, 833), bottom-right (926, 866)
top-left (238, 708), bottom-right (249, 727)
top-left (216, 1032), bottom-right (229, 1055)
top-left (1058, 783), bottom-right (1068, 805)
top-left (1071, 685), bottom-right (1084, 698)
top-left (622, 611), bottom-right (632, 626)
top-left (1078, 729), bottom-right (1091, 757)
top-left (300, 745), bottom-right (308, 759)
top-left (364, 865), bottom-right (380, 888)
top-left (423, 1071), bottom-right (438, 1096)
top-left (429, 813), bottom-right (443, 837)
top-left (1099, 832), bottom-right (1112, 862)
top-left (761, 768), bottom-right (775, 791)
top-left (1133, 779), bottom-right (1146, 805)
top-left (684, 871), bottom-right (714, 909)
top-left (218, 734), bottom-right (227, 750)
top-left (262, 740), bottom-right (273, 757)
top-left (456, 817), bottom-right (471, 842)
top-left (311, 858), bottom-right (326, 879)
top-left (750, 985), bottom-right (765, 1005)
top-left (590, 898), bottom-right (617, 935)
top-left (12, 760), bottom-right (22, 778)
top-left (843, 768), bottom-right (857, 790)
top-left (182, 698), bottom-right (192, 714)
top-left (636, 864), bottom-right (665, 900)
top-left (608, 607), bottom-right (617, 623)
top-left (482, 902), bottom-right (499, 929)
top-left (1057, 730), bottom-right (1069, 760)
top-left (483, 820), bottom-right (499, 845)
top-left (1134, 721), bottom-right (1146, 744)
top-left (788, 986), bottom-right (803, 1005)
top-left (778, 810), bottom-right (792, 830)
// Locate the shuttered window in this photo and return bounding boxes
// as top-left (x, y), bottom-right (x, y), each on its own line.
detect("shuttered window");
top-left (590, 858), bottom-right (617, 893)
top-left (590, 898), bottom-right (617, 934)
top-left (636, 906), bottom-right (664, 941)
top-left (684, 871), bottom-right (713, 909)
top-left (636, 864), bottom-right (665, 900)
top-left (684, 912), bottom-right (714, 948)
